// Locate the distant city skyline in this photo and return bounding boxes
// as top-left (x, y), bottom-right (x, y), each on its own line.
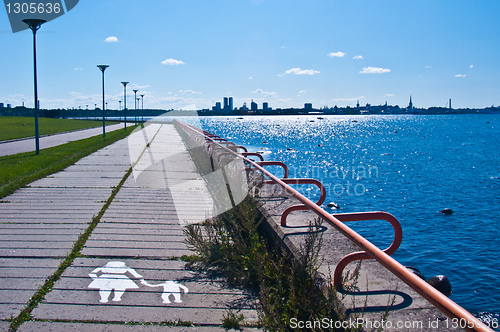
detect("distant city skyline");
top-left (1, 0), bottom-right (500, 110)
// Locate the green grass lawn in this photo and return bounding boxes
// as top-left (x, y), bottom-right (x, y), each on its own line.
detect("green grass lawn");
top-left (0, 116), bottom-right (119, 141)
top-left (0, 126), bottom-right (135, 199)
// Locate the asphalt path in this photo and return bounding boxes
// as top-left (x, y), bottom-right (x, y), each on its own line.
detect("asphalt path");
top-left (0, 123), bottom-right (130, 157)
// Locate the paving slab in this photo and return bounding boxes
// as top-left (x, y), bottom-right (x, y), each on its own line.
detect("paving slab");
top-left (0, 224), bottom-right (87, 232)
top-left (93, 229), bottom-right (185, 236)
top-left (0, 204), bottom-right (103, 212)
top-left (0, 267), bottom-right (60, 278)
top-left (0, 258), bottom-right (62, 269)
top-left (0, 235), bottom-right (81, 243)
top-left (88, 234), bottom-right (185, 242)
top-left (19, 322), bottom-right (261, 332)
top-left (0, 248), bottom-right (75, 258)
top-left (0, 218), bottom-right (91, 225)
top-left (0, 305), bottom-right (25, 321)
top-left (1, 213), bottom-right (96, 220)
top-left (0, 278), bottom-right (46, 291)
top-left (0, 240), bottom-right (76, 249)
top-left (0, 321), bottom-right (10, 331)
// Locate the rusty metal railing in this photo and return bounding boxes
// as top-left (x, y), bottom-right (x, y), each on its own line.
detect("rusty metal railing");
top-left (174, 120), bottom-right (494, 332)
top-left (255, 161), bottom-right (289, 178)
top-left (242, 152), bottom-right (264, 161)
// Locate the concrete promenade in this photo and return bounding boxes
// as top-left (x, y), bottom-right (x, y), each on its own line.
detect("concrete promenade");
top-left (0, 123), bottom-right (260, 331)
top-left (0, 123), bottom-right (129, 157)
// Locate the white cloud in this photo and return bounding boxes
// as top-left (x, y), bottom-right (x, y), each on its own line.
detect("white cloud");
top-left (425, 65), bottom-right (432, 69)
top-left (178, 89), bottom-right (201, 94)
top-left (455, 74), bottom-right (466, 77)
top-left (298, 90), bottom-right (307, 94)
top-left (470, 65), bottom-right (473, 68)
top-left (360, 67), bottom-right (391, 74)
top-left (104, 36), bottom-right (118, 43)
top-left (384, 93), bottom-right (394, 97)
top-left (249, 77), bottom-right (253, 80)
top-left (132, 85), bottom-right (151, 89)
top-left (353, 55), bottom-right (363, 60)
top-left (285, 68), bottom-right (320, 75)
top-left (277, 74), bottom-right (284, 77)
top-left (161, 58), bottom-right (185, 65)
top-left (252, 89), bottom-right (277, 97)
top-left (73, 68), bottom-right (83, 71)
top-left (328, 51), bottom-right (346, 58)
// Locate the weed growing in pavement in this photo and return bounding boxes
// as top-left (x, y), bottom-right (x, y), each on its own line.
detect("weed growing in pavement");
top-left (184, 195), bottom-right (367, 331)
top-left (222, 309), bottom-right (245, 330)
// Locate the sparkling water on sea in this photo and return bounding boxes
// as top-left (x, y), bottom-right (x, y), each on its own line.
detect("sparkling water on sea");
top-left (179, 114), bottom-right (499, 322)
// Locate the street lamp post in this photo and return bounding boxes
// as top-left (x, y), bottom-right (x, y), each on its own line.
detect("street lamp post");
top-left (137, 98), bottom-right (140, 124)
top-left (23, 18), bottom-right (46, 155)
top-left (140, 94), bottom-right (144, 122)
top-left (97, 65), bottom-right (109, 138)
top-left (133, 89), bottom-right (138, 126)
top-left (121, 82), bottom-right (129, 130)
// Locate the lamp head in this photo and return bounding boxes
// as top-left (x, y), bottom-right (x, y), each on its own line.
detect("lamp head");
top-left (133, 89), bottom-right (138, 93)
top-left (97, 65), bottom-right (109, 72)
top-left (22, 19), bottom-right (46, 32)
top-left (121, 82), bottom-right (129, 87)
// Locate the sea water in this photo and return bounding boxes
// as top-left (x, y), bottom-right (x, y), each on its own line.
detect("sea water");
top-left (179, 114), bottom-right (499, 322)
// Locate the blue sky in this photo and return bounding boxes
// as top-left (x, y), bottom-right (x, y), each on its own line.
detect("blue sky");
top-left (1, 0), bottom-right (500, 110)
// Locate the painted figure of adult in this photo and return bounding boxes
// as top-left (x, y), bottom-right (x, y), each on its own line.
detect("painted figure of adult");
top-left (88, 261), bottom-right (144, 303)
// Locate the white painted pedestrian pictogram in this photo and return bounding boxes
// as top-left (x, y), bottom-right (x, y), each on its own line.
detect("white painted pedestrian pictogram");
top-left (88, 261), bottom-right (190, 305)
top-left (141, 280), bottom-right (189, 304)
top-left (88, 261), bottom-right (143, 303)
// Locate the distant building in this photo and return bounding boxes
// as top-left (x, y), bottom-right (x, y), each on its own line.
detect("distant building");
top-left (223, 97), bottom-right (229, 111)
top-left (229, 97), bottom-right (233, 112)
top-left (241, 102), bottom-right (248, 111)
top-left (304, 103), bottom-right (313, 110)
top-left (408, 96), bottom-right (413, 112)
top-left (449, 99), bottom-right (452, 110)
top-left (251, 100), bottom-right (258, 112)
top-left (0, 103), bottom-right (3, 108)
top-left (215, 102), bottom-right (221, 112)
top-left (263, 102), bottom-right (269, 111)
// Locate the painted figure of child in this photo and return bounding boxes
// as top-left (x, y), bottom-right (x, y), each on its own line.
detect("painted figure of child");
top-left (141, 280), bottom-right (189, 304)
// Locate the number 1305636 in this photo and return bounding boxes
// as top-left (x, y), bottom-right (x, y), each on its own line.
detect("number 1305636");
top-left (5, 2), bottom-right (61, 14)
